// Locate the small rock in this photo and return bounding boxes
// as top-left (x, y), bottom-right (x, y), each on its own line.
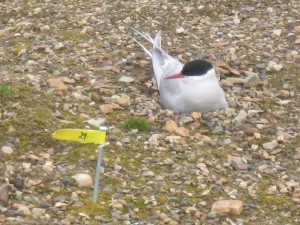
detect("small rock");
top-left (239, 181), bottom-right (248, 189)
top-left (32, 208), bottom-right (45, 218)
top-left (119, 76), bottom-right (134, 83)
top-left (54, 202), bottom-right (68, 208)
top-left (78, 212), bottom-right (91, 219)
top-left (139, 60), bottom-right (149, 68)
top-left (85, 118), bottom-right (106, 127)
top-left (81, 26), bottom-right (94, 34)
top-left (230, 157), bottom-right (250, 170)
top-left (142, 170), bottom-right (155, 177)
top-left (267, 61), bottom-right (283, 71)
top-left (273, 29), bottom-right (282, 36)
top-left (277, 100), bottom-right (291, 105)
top-left (175, 127), bottom-right (190, 136)
top-left (40, 25), bottom-right (50, 33)
top-left (22, 163), bottom-right (31, 170)
top-left (42, 165), bottom-right (53, 173)
top-left (163, 158), bottom-right (174, 165)
top-left (233, 16), bottom-right (240, 24)
top-left (100, 104), bottom-right (113, 114)
top-left (1, 146), bottom-right (13, 155)
top-left (273, 64), bottom-right (283, 71)
top-left (234, 110), bottom-right (247, 124)
top-left (148, 134), bottom-right (160, 146)
top-left (207, 212), bottom-right (217, 219)
top-left (247, 110), bottom-right (263, 117)
top-left (267, 185), bottom-right (277, 194)
top-left (278, 90), bottom-right (290, 98)
top-left (243, 73), bottom-right (260, 87)
top-left (13, 204), bottom-right (31, 215)
top-left (221, 77), bottom-right (245, 86)
top-left (269, 149), bottom-right (282, 155)
top-left (0, 184), bottom-right (14, 206)
top-left (194, 134), bottom-right (211, 142)
top-left (211, 126), bottom-right (224, 135)
top-left (48, 77), bottom-right (68, 90)
top-left (164, 120), bottom-right (178, 132)
top-left (244, 127), bottom-right (258, 135)
top-left (263, 140), bottom-right (278, 150)
top-left (176, 27), bottom-right (184, 34)
top-left (72, 173), bottom-right (93, 187)
top-left (191, 112), bottom-right (202, 120)
top-left (285, 180), bottom-right (299, 188)
top-left (211, 200), bottom-right (243, 215)
top-left (115, 95), bottom-right (130, 105)
top-left (266, 7), bottom-right (273, 13)
top-left (53, 42), bottom-right (64, 50)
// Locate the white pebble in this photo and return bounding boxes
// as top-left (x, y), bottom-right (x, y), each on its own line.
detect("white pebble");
top-left (72, 173), bottom-right (93, 187)
top-left (1, 146), bottom-right (13, 154)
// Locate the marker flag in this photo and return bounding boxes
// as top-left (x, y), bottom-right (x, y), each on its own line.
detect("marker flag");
top-left (51, 129), bottom-right (106, 144)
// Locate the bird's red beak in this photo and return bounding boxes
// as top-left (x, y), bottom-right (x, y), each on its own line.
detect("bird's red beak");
top-left (164, 73), bottom-right (186, 79)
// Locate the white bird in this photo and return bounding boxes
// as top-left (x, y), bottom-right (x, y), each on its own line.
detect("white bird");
top-left (132, 29), bottom-right (229, 113)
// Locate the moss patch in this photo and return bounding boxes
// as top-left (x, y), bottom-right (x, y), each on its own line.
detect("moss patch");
top-left (124, 118), bottom-right (149, 131)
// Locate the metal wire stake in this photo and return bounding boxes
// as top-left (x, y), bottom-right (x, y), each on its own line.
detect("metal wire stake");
top-left (93, 142), bottom-right (110, 203)
top-left (93, 126), bottom-right (109, 203)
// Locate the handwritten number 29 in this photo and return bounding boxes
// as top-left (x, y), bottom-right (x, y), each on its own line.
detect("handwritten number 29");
top-left (79, 132), bottom-right (88, 141)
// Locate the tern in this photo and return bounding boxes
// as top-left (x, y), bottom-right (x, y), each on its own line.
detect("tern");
top-left (132, 29), bottom-right (228, 113)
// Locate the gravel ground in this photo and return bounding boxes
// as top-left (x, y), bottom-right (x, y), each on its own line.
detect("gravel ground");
top-left (0, 0), bottom-right (300, 224)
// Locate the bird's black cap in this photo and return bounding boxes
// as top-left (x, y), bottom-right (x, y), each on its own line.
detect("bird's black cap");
top-left (181, 60), bottom-right (213, 76)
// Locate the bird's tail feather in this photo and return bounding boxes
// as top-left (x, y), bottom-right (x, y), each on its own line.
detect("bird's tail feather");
top-left (132, 38), bottom-right (152, 58)
top-left (132, 28), bottom-right (167, 88)
top-left (131, 28), bottom-right (169, 59)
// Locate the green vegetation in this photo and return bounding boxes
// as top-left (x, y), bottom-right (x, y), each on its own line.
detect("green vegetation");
top-left (0, 83), bottom-right (12, 98)
top-left (124, 118), bottom-right (149, 131)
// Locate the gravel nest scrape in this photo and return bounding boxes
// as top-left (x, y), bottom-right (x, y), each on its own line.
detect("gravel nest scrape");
top-left (0, 0), bottom-right (300, 224)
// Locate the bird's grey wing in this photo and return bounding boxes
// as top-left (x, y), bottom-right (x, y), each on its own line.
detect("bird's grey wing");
top-left (151, 31), bottom-right (184, 88)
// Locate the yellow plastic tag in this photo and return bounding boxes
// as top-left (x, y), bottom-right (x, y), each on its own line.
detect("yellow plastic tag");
top-left (51, 129), bottom-right (106, 144)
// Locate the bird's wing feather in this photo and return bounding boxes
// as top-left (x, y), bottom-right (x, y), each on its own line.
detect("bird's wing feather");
top-left (132, 28), bottom-right (183, 89)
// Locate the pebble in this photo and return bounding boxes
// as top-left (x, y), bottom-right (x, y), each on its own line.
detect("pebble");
top-left (230, 157), bottom-right (250, 170)
top-left (211, 200), bottom-right (244, 215)
top-left (0, 184), bottom-right (14, 206)
top-left (119, 76), bottom-right (134, 83)
top-left (211, 126), bottom-right (224, 135)
top-left (99, 104), bottom-right (113, 114)
top-left (85, 118), bottom-right (106, 127)
top-left (267, 61), bottom-right (283, 71)
top-left (263, 140), bottom-right (278, 150)
top-left (142, 170), bottom-right (155, 177)
top-left (286, 180), bottom-right (299, 188)
top-left (115, 95), bottom-right (131, 105)
top-left (13, 204), bottom-right (31, 215)
top-left (164, 120), bottom-right (178, 132)
top-left (266, 7), bottom-right (274, 13)
top-left (176, 27), bottom-right (185, 34)
top-left (1, 146), bottom-right (13, 155)
top-left (53, 42), bottom-right (64, 50)
top-left (164, 158), bottom-right (174, 165)
top-left (148, 134), bottom-right (160, 145)
top-left (72, 173), bottom-right (93, 187)
top-left (273, 29), bottom-right (282, 36)
top-left (191, 112), bottom-right (202, 120)
top-left (32, 208), bottom-right (45, 218)
top-left (40, 25), bottom-right (50, 32)
top-left (233, 110), bottom-right (247, 124)
top-left (243, 73), bottom-right (260, 87)
top-left (48, 77), bottom-right (68, 90)
top-left (175, 127), bottom-right (190, 136)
